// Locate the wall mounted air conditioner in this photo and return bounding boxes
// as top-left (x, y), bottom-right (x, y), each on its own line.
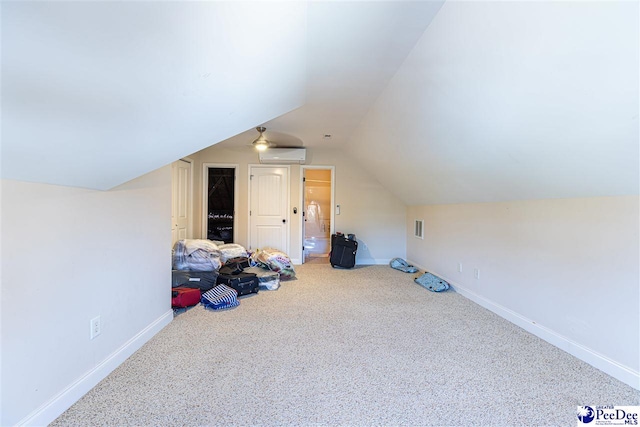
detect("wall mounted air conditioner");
top-left (259, 148), bottom-right (306, 164)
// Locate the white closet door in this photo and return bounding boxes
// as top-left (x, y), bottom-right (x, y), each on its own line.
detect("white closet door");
top-left (171, 159), bottom-right (192, 246)
top-left (249, 166), bottom-right (289, 252)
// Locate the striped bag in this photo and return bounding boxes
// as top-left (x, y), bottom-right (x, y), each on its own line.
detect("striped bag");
top-left (201, 284), bottom-right (240, 310)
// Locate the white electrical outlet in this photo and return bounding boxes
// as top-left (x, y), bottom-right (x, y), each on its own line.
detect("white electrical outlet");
top-left (458, 262), bottom-right (463, 273)
top-left (474, 268), bottom-right (480, 280)
top-left (90, 316), bottom-right (101, 340)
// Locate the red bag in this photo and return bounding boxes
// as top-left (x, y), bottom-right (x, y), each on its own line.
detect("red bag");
top-left (171, 287), bottom-right (201, 308)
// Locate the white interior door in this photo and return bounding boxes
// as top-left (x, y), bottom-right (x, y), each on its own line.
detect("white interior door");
top-left (171, 159), bottom-right (192, 245)
top-left (249, 166), bottom-right (289, 252)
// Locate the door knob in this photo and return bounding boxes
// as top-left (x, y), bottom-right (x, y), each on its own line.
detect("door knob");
top-left (282, 219), bottom-right (286, 223)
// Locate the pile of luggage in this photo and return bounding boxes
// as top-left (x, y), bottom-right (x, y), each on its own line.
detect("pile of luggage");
top-left (171, 240), bottom-right (296, 311)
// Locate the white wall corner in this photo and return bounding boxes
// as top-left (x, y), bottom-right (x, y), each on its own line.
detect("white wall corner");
top-left (17, 310), bottom-right (174, 427)
top-left (407, 260), bottom-right (640, 391)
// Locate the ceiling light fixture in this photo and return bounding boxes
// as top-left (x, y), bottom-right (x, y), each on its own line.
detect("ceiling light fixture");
top-left (252, 126), bottom-right (271, 151)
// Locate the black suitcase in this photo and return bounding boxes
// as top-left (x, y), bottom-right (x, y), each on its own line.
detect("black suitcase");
top-left (171, 270), bottom-right (219, 292)
top-left (330, 233), bottom-right (358, 268)
top-left (216, 271), bottom-right (259, 296)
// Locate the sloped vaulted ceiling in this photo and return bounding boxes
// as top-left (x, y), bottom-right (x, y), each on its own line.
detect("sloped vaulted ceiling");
top-left (3, 1), bottom-right (637, 204)
top-left (1, 1), bottom-right (307, 190)
top-left (210, 0), bottom-right (445, 152)
top-left (347, 1), bottom-right (639, 205)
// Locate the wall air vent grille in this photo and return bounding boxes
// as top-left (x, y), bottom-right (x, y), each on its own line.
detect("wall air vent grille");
top-left (414, 220), bottom-right (424, 239)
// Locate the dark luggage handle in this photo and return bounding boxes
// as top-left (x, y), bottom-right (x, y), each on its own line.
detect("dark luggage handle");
top-left (220, 265), bottom-right (244, 275)
top-left (229, 266), bottom-right (243, 275)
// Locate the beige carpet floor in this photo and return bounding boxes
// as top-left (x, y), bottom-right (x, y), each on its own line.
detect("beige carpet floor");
top-left (52, 264), bottom-right (639, 426)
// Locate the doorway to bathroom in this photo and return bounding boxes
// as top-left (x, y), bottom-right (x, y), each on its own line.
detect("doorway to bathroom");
top-left (301, 166), bottom-right (335, 264)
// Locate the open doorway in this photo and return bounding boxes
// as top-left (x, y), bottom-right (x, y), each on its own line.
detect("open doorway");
top-left (302, 166), bottom-right (335, 264)
top-left (202, 164), bottom-right (238, 243)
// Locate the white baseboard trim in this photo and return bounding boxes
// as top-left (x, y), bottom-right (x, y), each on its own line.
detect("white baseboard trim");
top-left (18, 310), bottom-right (174, 427)
top-left (295, 258), bottom-right (390, 266)
top-left (407, 261), bottom-right (640, 391)
top-left (356, 258), bottom-right (390, 265)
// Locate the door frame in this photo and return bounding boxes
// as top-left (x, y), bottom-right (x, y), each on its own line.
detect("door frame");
top-left (300, 165), bottom-right (335, 264)
top-left (201, 163), bottom-right (239, 241)
top-left (247, 164), bottom-right (291, 253)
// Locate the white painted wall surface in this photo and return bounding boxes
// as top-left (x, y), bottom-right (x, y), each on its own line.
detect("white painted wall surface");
top-left (2, 1), bottom-right (307, 190)
top-left (348, 1), bottom-right (639, 205)
top-left (407, 196), bottom-right (640, 388)
top-left (0, 166), bottom-right (173, 426)
top-left (191, 145), bottom-right (406, 265)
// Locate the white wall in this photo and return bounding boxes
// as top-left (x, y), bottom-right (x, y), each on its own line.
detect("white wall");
top-left (191, 144), bottom-right (406, 265)
top-left (348, 1), bottom-right (638, 206)
top-left (344, 0), bottom-right (639, 390)
top-left (312, 149), bottom-right (406, 265)
top-left (0, 166), bottom-right (173, 426)
top-left (407, 196), bottom-right (640, 389)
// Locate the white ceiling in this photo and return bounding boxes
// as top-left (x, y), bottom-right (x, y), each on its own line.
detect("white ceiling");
top-left (2, 1), bottom-right (638, 204)
top-left (1, 1), bottom-right (442, 190)
top-left (2, 1), bottom-right (308, 189)
top-left (204, 1), bottom-right (444, 151)
top-left (263, 1), bottom-right (444, 149)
